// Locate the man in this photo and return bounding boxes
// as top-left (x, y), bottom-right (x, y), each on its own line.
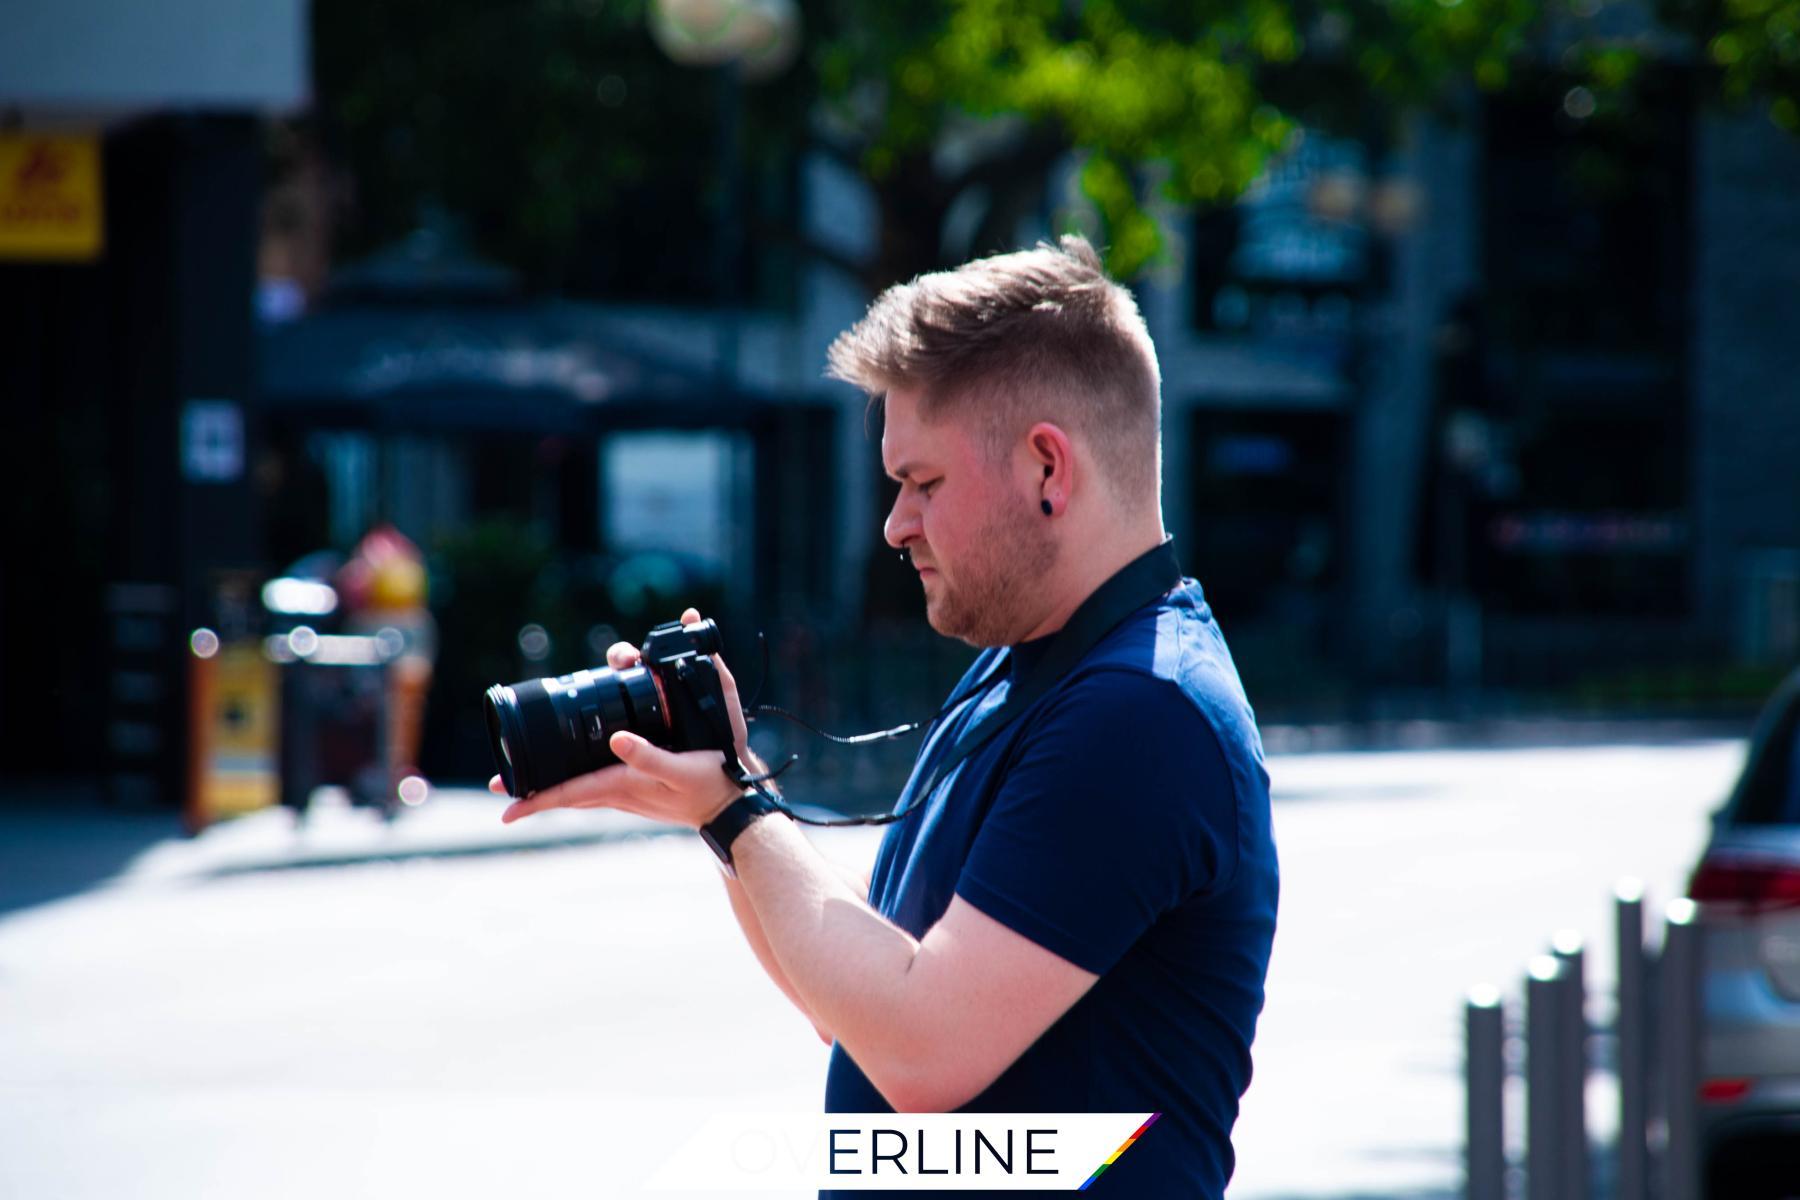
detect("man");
top-left (497, 235), bottom-right (1278, 1198)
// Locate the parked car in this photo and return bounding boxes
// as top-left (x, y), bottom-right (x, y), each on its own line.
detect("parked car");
top-left (1687, 666), bottom-right (1800, 1197)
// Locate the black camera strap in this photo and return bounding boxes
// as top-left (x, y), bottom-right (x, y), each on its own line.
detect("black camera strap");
top-left (770, 537), bottom-right (1182, 827)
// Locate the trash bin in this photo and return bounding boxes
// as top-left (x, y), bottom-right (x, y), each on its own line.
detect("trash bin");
top-left (270, 627), bottom-right (402, 819)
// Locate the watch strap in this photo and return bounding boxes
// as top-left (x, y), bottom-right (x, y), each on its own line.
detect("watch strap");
top-left (700, 787), bottom-right (780, 875)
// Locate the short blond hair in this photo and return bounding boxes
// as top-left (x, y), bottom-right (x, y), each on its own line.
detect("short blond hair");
top-left (825, 235), bottom-right (1162, 506)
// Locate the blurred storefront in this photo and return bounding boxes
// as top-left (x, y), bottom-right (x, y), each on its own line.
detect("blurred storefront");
top-left (1410, 73), bottom-right (1800, 705)
top-left (257, 234), bottom-right (839, 780)
top-left (7, 3), bottom-right (1800, 809)
top-left (1172, 70), bottom-right (1800, 713)
top-left (0, 0), bottom-right (307, 805)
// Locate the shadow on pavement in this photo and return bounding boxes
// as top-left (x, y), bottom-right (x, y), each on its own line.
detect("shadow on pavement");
top-left (187, 819), bottom-right (687, 880)
top-left (0, 778), bottom-right (683, 908)
top-left (0, 781), bottom-right (184, 917)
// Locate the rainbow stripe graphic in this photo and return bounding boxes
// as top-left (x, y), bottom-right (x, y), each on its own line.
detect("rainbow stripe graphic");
top-left (1078, 1112), bottom-right (1162, 1191)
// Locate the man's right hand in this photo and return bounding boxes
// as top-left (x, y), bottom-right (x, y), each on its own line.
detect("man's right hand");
top-left (609, 607), bottom-right (755, 772)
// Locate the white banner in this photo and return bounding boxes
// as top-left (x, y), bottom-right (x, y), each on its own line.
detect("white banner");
top-left (644, 1112), bottom-right (1161, 1192)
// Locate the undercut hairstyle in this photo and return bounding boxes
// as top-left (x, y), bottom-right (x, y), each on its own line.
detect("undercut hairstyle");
top-left (825, 234), bottom-right (1163, 508)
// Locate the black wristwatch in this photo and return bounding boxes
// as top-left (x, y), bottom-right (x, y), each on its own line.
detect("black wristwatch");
top-left (699, 787), bottom-right (781, 877)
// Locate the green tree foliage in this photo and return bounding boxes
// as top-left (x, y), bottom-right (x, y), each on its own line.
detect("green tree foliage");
top-left (1662, 0), bottom-right (1800, 130)
top-left (312, 0), bottom-right (1795, 292)
top-left (811, 0), bottom-right (1538, 280)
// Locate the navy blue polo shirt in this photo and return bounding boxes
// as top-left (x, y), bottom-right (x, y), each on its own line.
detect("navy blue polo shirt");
top-left (822, 574), bottom-right (1278, 1200)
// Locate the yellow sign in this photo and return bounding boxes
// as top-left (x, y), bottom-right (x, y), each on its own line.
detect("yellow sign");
top-left (188, 641), bottom-right (281, 829)
top-left (0, 134), bottom-right (104, 261)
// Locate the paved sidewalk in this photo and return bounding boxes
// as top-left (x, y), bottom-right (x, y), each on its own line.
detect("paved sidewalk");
top-left (155, 788), bottom-right (671, 876)
top-left (0, 740), bottom-right (1748, 1200)
top-left (0, 785), bottom-right (675, 915)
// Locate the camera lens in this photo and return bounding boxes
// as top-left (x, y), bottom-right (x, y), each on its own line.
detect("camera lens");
top-left (483, 665), bottom-right (669, 797)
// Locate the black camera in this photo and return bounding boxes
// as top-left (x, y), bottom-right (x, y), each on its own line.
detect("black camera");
top-left (483, 618), bottom-right (742, 798)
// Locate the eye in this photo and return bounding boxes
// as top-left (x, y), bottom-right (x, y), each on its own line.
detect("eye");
top-left (919, 477), bottom-right (943, 497)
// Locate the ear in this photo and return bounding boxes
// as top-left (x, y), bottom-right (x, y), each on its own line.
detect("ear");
top-left (1023, 423), bottom-right (1075, 515)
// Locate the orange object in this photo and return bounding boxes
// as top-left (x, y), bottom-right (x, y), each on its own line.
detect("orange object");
top-left (386, 655), bottom-right (433, 776)
top-left (185, 633), bottom-right (280, 832)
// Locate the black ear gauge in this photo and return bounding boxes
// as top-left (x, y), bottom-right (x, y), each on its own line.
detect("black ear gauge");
top-left (1041, 498), bottom-right (1053, 516)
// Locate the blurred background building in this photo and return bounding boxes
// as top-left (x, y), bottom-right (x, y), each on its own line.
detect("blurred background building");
top-left (1, 0), bottom-right (308, 807)
top-left (3, 0), bottom-right (1798, 808)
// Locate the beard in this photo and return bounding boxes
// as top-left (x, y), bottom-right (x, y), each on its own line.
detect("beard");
top-left (921, 492), bottom-right (1058, 647)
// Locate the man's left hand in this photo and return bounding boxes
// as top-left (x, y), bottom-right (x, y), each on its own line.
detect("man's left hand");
top-left (489, 731), bottom-right (742, 829)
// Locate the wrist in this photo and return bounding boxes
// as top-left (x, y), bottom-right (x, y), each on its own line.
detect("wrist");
top-left (698, 786), bottom-right (783, 878)
top-left (698, 781), bottom-right (747, 829)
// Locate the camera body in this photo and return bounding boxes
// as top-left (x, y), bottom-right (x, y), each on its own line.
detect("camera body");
top-left (484, 618), bottom-right (740, 798)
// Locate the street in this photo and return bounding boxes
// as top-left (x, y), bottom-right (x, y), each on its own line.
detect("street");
top-left (0, 738), bottom-right (1745, 1199)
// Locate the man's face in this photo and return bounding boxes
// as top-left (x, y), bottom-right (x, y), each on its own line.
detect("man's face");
top-left (881, 386), bottom-right (1056, 647)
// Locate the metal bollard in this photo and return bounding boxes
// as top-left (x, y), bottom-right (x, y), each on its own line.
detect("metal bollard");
top-left (1551, 930), bottom-right (1589, 1200)
top-left (1527, 955), bottom-right (1567, 1200)
top-left (1615, 881), bottom-right (1648, 1200)
top-left (1466, 984), bottom-right (1506, 1200)
top-left (1661, 900), bottom-right (1701, 1200)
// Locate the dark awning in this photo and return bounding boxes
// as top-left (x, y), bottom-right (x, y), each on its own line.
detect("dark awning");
top-left (258, 300), bottom-right (767, 434)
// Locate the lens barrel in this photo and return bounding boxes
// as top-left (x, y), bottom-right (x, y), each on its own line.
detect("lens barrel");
top-left (483, 665), bottom-right (668, 797)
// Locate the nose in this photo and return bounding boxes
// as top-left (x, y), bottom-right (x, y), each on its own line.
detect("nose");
top-left (884, 487), bottom-right (921, 551)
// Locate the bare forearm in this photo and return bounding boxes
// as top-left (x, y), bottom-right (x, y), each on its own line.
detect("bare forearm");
top-left (732, 816), bottom-right (931, 1094)
top-left (718, 831), bottom-right (873, 1043)
top-left (712, 745), bottom-right (824, 1029)
top-left (719, 872), bottom-right (832, 1041)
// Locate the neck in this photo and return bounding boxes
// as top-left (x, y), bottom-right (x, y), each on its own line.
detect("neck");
top-left (1016, 522), bottom-right (1168, 643)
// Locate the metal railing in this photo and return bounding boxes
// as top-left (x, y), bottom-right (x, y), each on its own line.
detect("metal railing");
top-left (1463, 881), bottom-right (1703, 1200)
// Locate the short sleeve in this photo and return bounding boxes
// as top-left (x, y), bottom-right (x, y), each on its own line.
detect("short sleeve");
top-left (953, 670), bottom-right (1239, 975)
